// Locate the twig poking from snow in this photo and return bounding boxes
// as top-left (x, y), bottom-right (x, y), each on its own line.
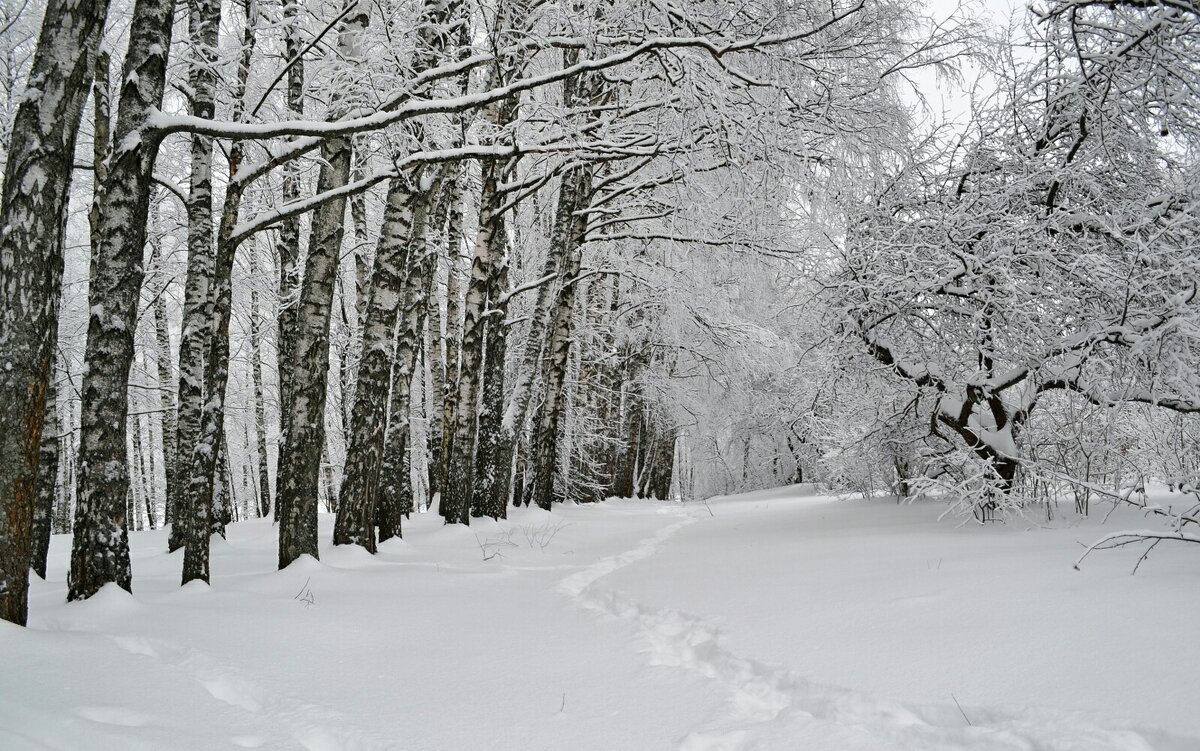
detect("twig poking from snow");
top-left (951, 694), bottom-right (972, 726)
top-left (476, 530), bottom-right (519, 561)
top-left (521, 520), bottom-right (569, 551)
top-left (292, 577), bottom-right (315, 608)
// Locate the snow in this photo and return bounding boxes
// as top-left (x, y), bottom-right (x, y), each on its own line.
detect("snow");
top-left (2, 490), bottom-right (1197, 749)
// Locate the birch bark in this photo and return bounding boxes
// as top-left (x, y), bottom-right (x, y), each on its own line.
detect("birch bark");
top-left (334, 176), bottom-right (417, 549)
top-left (170, 0), bottom-right (223, 553)
top-left (0, 0), bottom-right (111, 625)
top-left (181, 0), bottom-right (261, 583)
top-left (70, 0), bottom-right (177, 602)
top-left (278, 1), bottom-right (369, 569)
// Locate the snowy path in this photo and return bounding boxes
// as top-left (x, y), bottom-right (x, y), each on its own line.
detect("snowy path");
top-left (3, 491), bottom-right (1198, 749)
top-left (554, 495), bottom-right (1200, 750)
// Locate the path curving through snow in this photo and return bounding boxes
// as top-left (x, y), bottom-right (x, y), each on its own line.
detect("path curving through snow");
top-left (554, 495), bottom-right (1198, 751)
top-left (3, 492), bottom-right (1197, 750)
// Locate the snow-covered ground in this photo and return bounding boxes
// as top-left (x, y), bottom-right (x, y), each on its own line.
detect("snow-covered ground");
top-left (2, 488), bottom-right (1197, 750)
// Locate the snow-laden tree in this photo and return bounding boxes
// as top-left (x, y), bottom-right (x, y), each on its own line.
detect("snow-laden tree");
top-left (836, 0), bottom-right (1200, 511)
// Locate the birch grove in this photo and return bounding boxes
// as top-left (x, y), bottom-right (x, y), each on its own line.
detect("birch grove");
top-left (0, 0), bottom-right (1196, 629)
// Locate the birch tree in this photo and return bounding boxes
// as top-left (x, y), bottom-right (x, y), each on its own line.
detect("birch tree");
top-left (69, 0), bottom-right (175, 603)
top-left (277, 0), bottom-right (370, 568)
top-left (0, 0), bottom-right (110, 625)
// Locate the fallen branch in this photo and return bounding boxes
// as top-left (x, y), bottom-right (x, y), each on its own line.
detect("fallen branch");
top-left (1074, 529), bottom-right (1200, 574)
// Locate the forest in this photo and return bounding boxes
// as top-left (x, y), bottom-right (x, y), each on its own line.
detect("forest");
top-left (0, 0), bottom-right (1197, 746)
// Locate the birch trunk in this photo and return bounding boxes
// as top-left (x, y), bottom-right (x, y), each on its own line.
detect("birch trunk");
top-left (485, 172), bottom-right (580, 511)
top-left (170, 0), bottom-right (223, 553)
top-left (129, 410), bottom-right (148, 530)
top-left (577, 274), bottom-right (619, 502)
top-left (441, 162), bottom-right (505, 525)
top-left (337, 0), bottom-right (464, 538)
top-left (0, 0), bottom-right (110, 625)
top-left (211, 434), bottom-right (232, 535)
top-left (437, 176), bottom-right (466, 504)
top-left (70, 0), bottom-right (176, 603)
top-left (149, 211), bottom-right (177, 526)
top-left (30, 370), bottom-right (58, 580)
top-left (181, 0), bottom-right (260, 584)
top-left (526, 165), bottom-right (593, 510)
top-left (278, 2), bottom-right (369, 569)
top-left (426, 195), bottom-right (449, 496)
top-left (275, 0), bottom-right (307, 453)
top-left (612, 376), bottom-right (641, 498)
top-left (471, 223), bottom-right (512, 519)
top-left (334, 176), bottom-right (416, 549)
top-left (340, 147), bottom-right (372, 417)
top-left (376, 187), bottom-right (438, 542)
top-left (55, 424), bottom-right (75, 534)
top-left (248, 242), bottom-right (272, 517)
top-left (181, 189), bottom-right (244, 585)
top-left (141, 409), bottom-right (158, 528)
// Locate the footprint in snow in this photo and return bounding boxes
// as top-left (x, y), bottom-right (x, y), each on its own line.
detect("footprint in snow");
top-left (75, 705), bottom-right (153, 727)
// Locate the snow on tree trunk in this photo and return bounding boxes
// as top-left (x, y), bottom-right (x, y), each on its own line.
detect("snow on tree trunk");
top-left (70, 0), bottom-right (176, 603)
top-left (437, 175), bottom-right (466, 506)
top-left (426, 194), bottom-right (450, 498)
top-left (277, 2), bottom-right (369, 569)
top-left (248, 241), bottom-right (272, 518)
top-left (471, 219), bottom-right (512, 519)
top-left (376, 185), bottom-right (438, 542)
top-left (334, 176), bottom-right (417, 550)
top-left (148, 212), bottom-right (177, 526)
top-left (181, 0), bottom-right (260, 584)
top-left (30, 369), bottom-right (58, 580)
top-left (274, 0), bottom-right (307, 477)
top-left (441, 160), bottom-right (506, 525)
top-left (170, 0), bottom-right (223, 554)
top-left (0, 0), bottom-right (110, 625)
top-left (526, 164), bottom-right (593, 510)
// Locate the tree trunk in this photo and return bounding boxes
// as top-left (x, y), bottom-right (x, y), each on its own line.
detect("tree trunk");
top-left (210, 434), bottom-right (233, 536)
top-left (70, 0), bottom-right (176, 603)
top-left (322, 432), bottom-right (340, 515)
top-left (426, 195), bottom-right (450, 497)
top-left (54, 421), bottom-right (75, 535)
top-left (437, 176), bottom-right (467, 505)
top-left (612, 382), bottom-right (640, 498)
top-left (181, 0), bottom-right (261, 584)
top-left (149, 210), bottom-right (177, 527)
top-left (0, 0), bottom-right (110, 625)
top-left (526, 165), bottom-right (593, 510)
top-left (471, 218), bottom-right (512, 519)
top-left (248, 242), bottom-right (272, 518)
top-left (141, 409), bottom-right (158, 529)
top-left (650, 425), bottom-right (676, 500)
top-left (30, 371), bottom-right (59, 580)
top-left (488, 179), bottom-right (577, 511)
top-left (442, 160), bottom-right (507, 525)
top-left (573, 274), bottom-right (619, 503)
top-left (170, 0), bottom-right (223, 554)
top-left (334, 176), bottom-right (417, 550)
top-left (128, 413), bottom-right (144, 531)
top-left (377, 186), bottom-right (438, 542)
top-left (277, 2), bottom-right (369, 569)
top-left (274, 0), bottom-right (307, 481)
